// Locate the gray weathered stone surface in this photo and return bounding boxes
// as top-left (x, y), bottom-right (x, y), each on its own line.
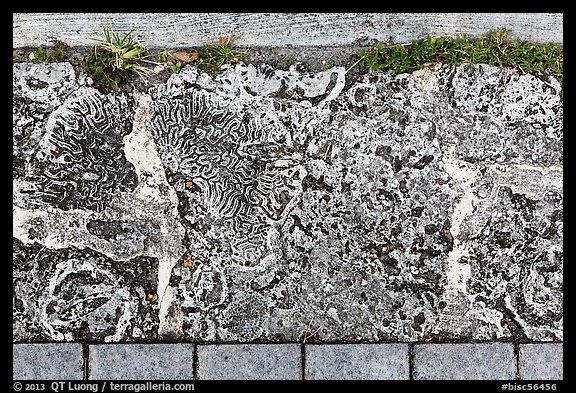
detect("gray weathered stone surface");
top-left (13, 59), bottom-right (562, 343)
top-left (413, 343), bottom-right (516, 380)
top-left (13, 343), bottom-right (83, 380)
top-left (519, 343), bottom-right (563, 380)
top-left (305, 344), bottom-right (408, 380)
top-left (13, 13), bottom-right (563, 48)
top-left (89, 344), bottom-right (194, 380)
top-left (197, 344), bottom-right (301, 380)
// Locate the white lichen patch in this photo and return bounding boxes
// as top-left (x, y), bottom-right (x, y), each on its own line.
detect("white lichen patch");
top-left (38, 258), bottom-right (135, 342)
top-left (212, 63), bottom-right (346, 103)
top-left (487, 164), bottom-right (563, 199)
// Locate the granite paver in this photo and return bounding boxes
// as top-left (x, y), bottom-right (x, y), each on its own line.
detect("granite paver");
top-left (13, 342), bottom-right (566, 380)
top-left (305, 343), bottom-right (409, 380)
top-left (89, 344), bottom-right (194, 380)
top-left (13, 343), bottom-right (83, 380)
top-left (519, 343), bottom-right (563, 380)
top-left (413, 343), bottom-right (516, 380)
top-left (197, 344), bottom-right (301, 380)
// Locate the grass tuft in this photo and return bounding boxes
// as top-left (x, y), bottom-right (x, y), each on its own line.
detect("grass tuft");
top-left (82, 28), bottom-right (155, 93)
top-left (357, 29), bottom-right (563, 81)
top-left (197, 35), bottom-right (246, 75)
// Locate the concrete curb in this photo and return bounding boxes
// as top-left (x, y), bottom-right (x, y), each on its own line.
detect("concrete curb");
top-left (13, 13), bottom-right (563, 48)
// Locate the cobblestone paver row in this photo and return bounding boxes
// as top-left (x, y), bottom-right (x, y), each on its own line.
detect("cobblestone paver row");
top-left (13, 343), bottom-right (563, 380)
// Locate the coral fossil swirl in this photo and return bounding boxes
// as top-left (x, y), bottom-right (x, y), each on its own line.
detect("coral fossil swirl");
top-left (24, 89), bottom-right (137, 212)
top-left (181, 262), bottom-right (228, 311)
top-left (151, 89), bottom-right (291, 267)
top-left (40, 258), bottom-right (134, 341)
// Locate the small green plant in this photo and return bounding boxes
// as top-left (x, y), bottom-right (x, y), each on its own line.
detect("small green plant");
top-left (156, 36), bottom-right (245, 76)
top-left (197, 35), bottom-right (246, 74)
top-left (158, 50), bottom-right (183, 74)
top-left (82, 28), bottom-right (155, 93)
top-left (323, 59), bottom-right (335, 69)
top-left (13, 41), bottom-right (69, 64)
top-left (32, 47), bottom-right (50, 64)
top-left (283, 55), bottom-right (300, 65)
top-left (353, 29), bottom-right (563, 81)
top-left (169, 62), bottom-right (183, 74)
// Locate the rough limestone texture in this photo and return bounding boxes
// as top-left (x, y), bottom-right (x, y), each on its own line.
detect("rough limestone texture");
top-left (13, 60), bottom-right (562, 344)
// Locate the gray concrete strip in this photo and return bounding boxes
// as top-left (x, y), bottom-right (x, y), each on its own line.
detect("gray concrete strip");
top-left (88, 344), bottom-right (194, 380)
top-left (413, 343), bottom-right (516, 380)
top-left (13, 343), bottom-right (83, 380)
top-left (305, 343), bottom-right (409, 380)
top-left (519, 343), bottom-right (563, 380)
top-left (13, 13), bottom-right (562, 48)
top-left (197, 344), bottom-right (301, 380)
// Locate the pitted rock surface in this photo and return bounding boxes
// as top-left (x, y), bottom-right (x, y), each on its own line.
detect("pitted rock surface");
top-left (13, 62), bottom-right (562, 343)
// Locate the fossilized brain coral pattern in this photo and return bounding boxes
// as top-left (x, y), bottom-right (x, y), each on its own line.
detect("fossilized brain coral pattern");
top-left (25, 89), bottom-right (137, 212)
top-left (151, 90), bottom-right (290, 243)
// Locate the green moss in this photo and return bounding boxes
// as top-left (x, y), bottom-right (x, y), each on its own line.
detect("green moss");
top-left (323, 59), bottom-right (335, 69)
top-left (358, 29), bottom-right (563, 82)
top-left (82, 48), bottom-right (123, 93)
top-left (51, 41), bottom-right (69, 62)
top-left (13, 41), bottom-right (69, 64)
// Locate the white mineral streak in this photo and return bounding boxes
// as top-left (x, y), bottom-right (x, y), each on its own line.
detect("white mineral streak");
top-left (12, 204), bottom-right (90, 248)
top-left (429, 147), bottom-right (480, 336)
top-left (441, 150), bottom-right (477, 295)
top-left (410, 67), bottom-right (474, 335)
top-left (122, 92), bottom-right (185, 336)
